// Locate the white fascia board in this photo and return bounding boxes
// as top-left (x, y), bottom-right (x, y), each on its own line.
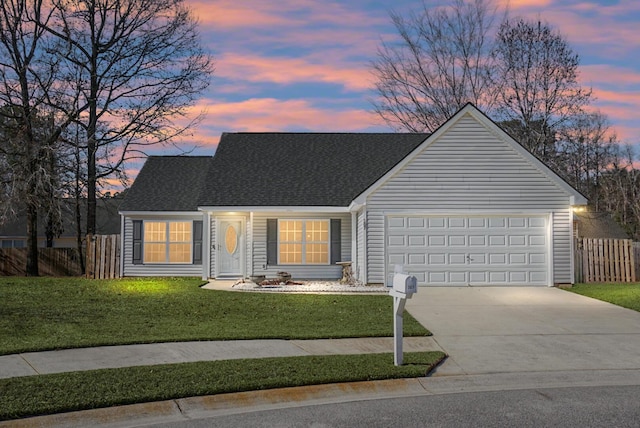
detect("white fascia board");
top-left (119, 211), bottom-right (203, 217)
top-left (348, 200), bottom-right (365, 213)
top-left (198, 206), bottom-right (350, 213)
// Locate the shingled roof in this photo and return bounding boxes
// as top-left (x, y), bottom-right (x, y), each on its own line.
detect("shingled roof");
top-left (120, 133), bottom-right (430, 211)
top-left (119, 156), bottom-right (213, 211)
top-left (574, 211), bottom-right (630, 239)
top-left (198, 133), bottom-right (430, 207)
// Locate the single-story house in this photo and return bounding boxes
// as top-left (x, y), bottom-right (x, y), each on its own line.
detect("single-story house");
top-left (118, 104), bottom-right (588, 286)
top-left (0, 197), bottom-right (122, 249)
top-left (573, 211), bottom-right (630, 240)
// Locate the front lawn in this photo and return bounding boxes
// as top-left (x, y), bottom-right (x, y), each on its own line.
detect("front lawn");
top-left (0, 277), bottom-right (429, 355)
top-left (0, 351), bottom-right (446, 421)
top-left (567, 282), bottom-right (640, 312)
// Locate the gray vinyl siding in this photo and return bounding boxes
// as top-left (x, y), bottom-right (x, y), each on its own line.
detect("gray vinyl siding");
top-left (365, 114), bottom-right (575, 285)
top-left (122, 215), bottom-right (204, 277)
top-left (250, 212), bottom-right (351, 280)
top-left (552, 210), bottom-right (573, 284)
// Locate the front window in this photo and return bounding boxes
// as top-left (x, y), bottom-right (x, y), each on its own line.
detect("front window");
top-left (144, 221), bottom-right (192, 263)
top-left (279, 220), bottom-right (328, 264)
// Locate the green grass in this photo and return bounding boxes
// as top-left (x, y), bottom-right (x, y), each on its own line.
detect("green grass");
top-left (0, 351), bottom-right (446, 421)
top-left (566, 282), bottom-right (640, 312)
top-left (0, 277), bottom-right (429, 355)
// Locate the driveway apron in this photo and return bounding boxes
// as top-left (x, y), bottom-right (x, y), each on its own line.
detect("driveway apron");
top-left (405, 287), bottom-right (640, 376)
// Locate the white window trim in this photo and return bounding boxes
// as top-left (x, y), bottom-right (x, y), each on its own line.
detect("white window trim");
top-left (277, 219), bottom-right (330, 265)
top-left (143, 220), bottom-right (192, 264)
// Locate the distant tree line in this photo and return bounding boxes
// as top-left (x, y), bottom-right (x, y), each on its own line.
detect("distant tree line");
top-left (0, 0), bottom-right (213, 275)
top-left (371, 0), bottom-right (639, 239)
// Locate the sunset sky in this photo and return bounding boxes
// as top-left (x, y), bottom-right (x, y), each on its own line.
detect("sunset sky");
top-left (143, 0), bottom-right (639, 177)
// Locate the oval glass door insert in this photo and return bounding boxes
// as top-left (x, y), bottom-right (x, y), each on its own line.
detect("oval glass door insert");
top-left (225, 224), bottom-right (238, 255)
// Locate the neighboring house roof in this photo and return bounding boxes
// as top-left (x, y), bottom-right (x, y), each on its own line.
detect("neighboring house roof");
top-left (200, 133), bottom-right (430, 207)
top-left (118, 156), bottom-right (213, 212)
top-left (0, 197), bottom-right (122, 238)
top-left (574, 211), bottom-right (630, 239)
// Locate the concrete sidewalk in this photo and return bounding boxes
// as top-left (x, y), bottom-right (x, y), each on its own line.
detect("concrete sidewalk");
top-left (0, 336), bottom-right (442, 379)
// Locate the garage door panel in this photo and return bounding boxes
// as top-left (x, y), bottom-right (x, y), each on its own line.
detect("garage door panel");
top-left (408, 217), bottom-right (426, 228)
top-left (428, 218), bottom-right (445, 228)
top-left (469, 235), bottom-right (486, 246)
top-left (388, 235), bottom-right (405, 246)
top-left (489, 235), bottom-right (506, 246)
top-left (429, 235), bottom-right (446, 246)
top-left (389, 254), bottom-right (405, 265)
top-left (529, 217), bottom-right (546, 228)
top-left (449, 235), bottom-right (466, 246)
top-left (490, 272), bottom-right (507, 283)
top-left (429, 272), bottom-right (446, 282)
top-left (469, 271), bottom-right (486, 283)
top-left (529, 253), bottom-right (546, 264)
top-left (509, 217), bottom-right (526, 227)
top-left (489, 253), bottom-right (506, 264)
top-left (509, 235), bottom-right (526, 246)
top-left (409, 253), bottom-right (427, 264)
top-left (449, 253), bottom-right (466, 264)
top-left (446, 272), bottom-right (464, 284)
top-left (387, 215), bottom-right (549, 286)
top-left (408, 235), bottom-right (425, 246)
top-left (449, 217), bottom-right (466, 228)
top-left (529, 235), bottom-right (546, 246)
top-left (428, 253), bottom-right (445, 264)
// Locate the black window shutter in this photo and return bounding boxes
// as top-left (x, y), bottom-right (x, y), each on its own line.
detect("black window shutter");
top-left (132, 220), bottom-right (142, 265)
top-left (330, 219), bottom-right (341, 264)
top-left (193, 220), bottom-right (203, 265)
top-left (267, 219), bottom-right (277, 265)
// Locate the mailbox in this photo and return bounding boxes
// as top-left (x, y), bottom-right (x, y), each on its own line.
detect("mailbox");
top-left (393, 273), bottom-right (417, 295)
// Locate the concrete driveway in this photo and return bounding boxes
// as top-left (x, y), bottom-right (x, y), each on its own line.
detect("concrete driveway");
top-left (405, 287), bottom-right (640, 376)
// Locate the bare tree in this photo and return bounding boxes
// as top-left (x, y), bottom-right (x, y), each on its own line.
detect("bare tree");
top-left (555, 111), bottom-right (618, 207)
top-left (371, 0), bottom-right (503, 132)
top-left (0, 0), bottom-right (67, 275)
top-left (44, 0), bottom-right (213, 235)
top-left (493, 18), bottom-right (592, 162)
top-left (599, 146), bottom-right (640, 240)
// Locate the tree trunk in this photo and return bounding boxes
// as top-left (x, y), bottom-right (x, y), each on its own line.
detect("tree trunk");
top-left (26, 201), bottom-right (39, 276)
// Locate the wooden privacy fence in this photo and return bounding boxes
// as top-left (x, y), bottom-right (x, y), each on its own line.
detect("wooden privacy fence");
top-left (0, 248), bottom-right (82, 276)
top-left (86, 234), bottom-right (121, 279)
top-left (574, 238), bottom-right (639, 283)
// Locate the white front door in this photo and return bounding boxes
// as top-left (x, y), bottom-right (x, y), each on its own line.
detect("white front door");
top-left (218, 219), bottom-right (244, 277)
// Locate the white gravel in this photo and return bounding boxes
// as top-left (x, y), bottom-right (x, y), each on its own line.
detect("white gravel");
top-left (231, 280), bottom-right (388, 293)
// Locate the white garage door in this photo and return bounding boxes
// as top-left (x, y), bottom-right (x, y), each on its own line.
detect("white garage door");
top-left (386, 215), bottom-right (549, 286)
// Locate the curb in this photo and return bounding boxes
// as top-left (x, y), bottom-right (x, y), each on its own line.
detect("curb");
top-left (0, 378), bottom-right (428, 428)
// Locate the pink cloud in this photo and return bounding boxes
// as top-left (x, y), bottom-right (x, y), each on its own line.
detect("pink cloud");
top-left (216, 53), bottom-right (372, 92)
top-left (197, 98), bottom-right (379, 133)
top-left (188, 1), bottom-right (294, 29)
top-left (580, 65), bottom-right (640, 90)
top-left (189, 0), bottom-right (385, 30)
